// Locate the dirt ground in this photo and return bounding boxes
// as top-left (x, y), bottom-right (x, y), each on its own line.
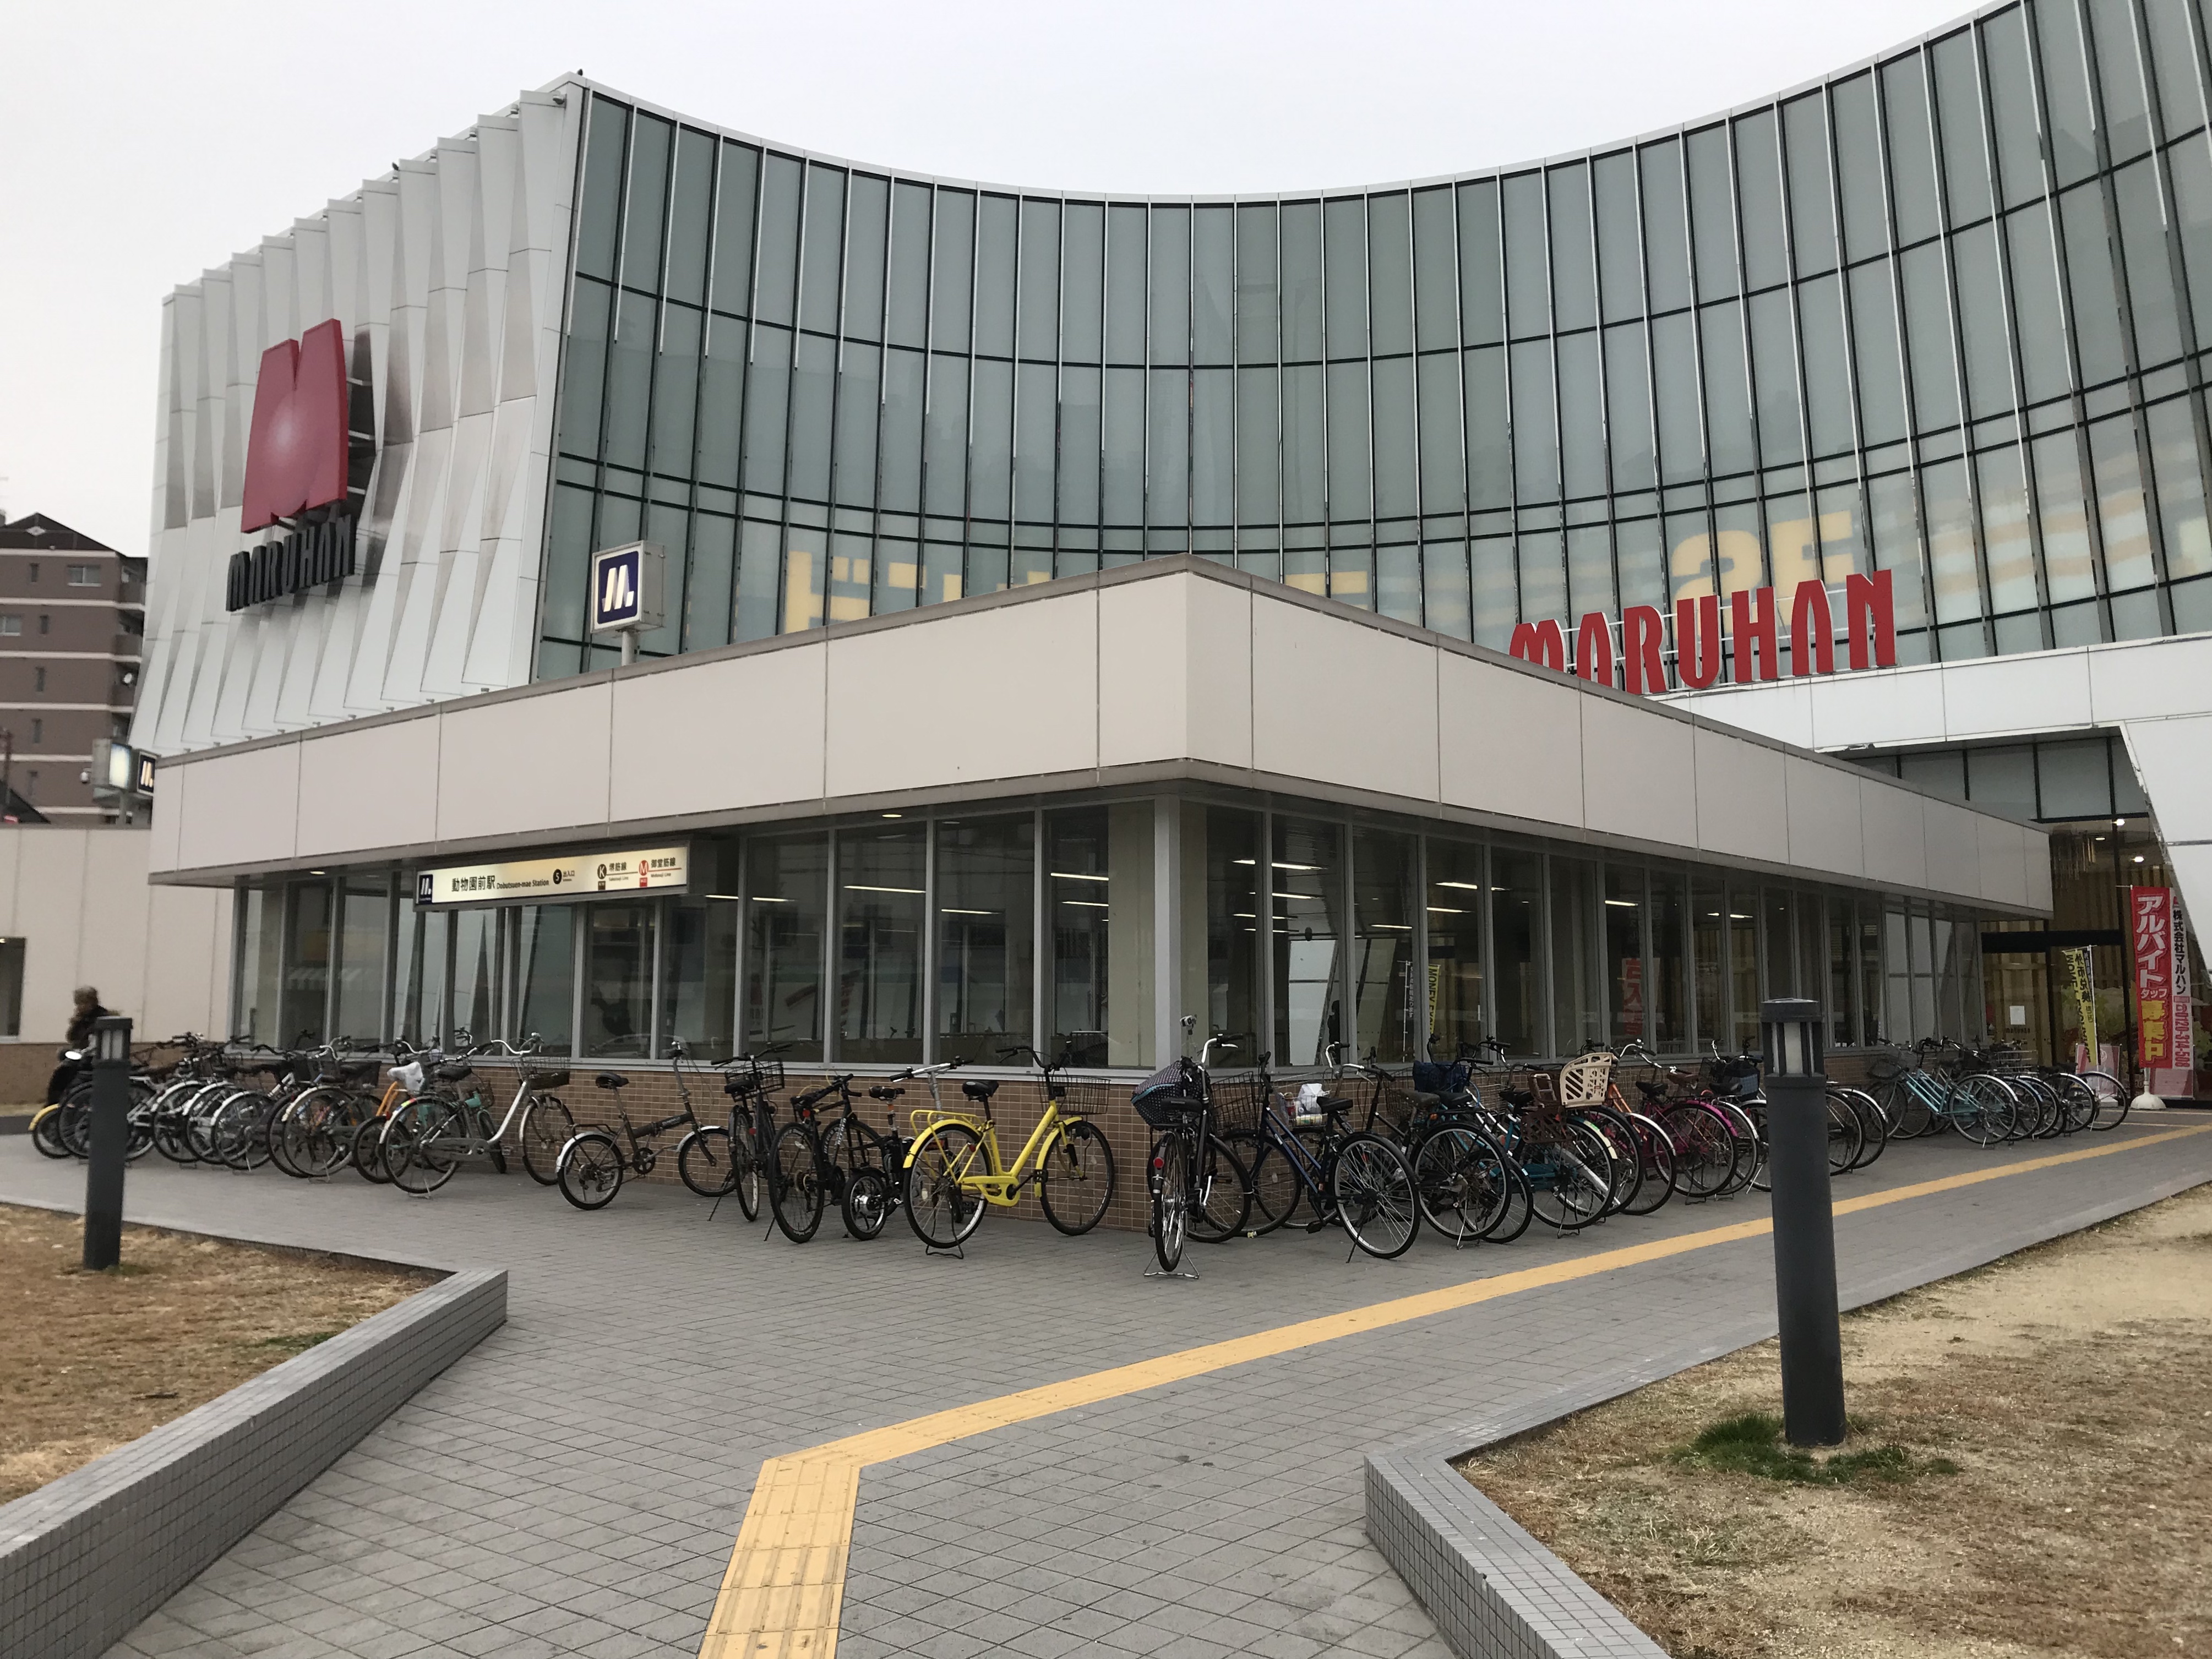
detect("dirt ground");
top-left (1464, 1181), bottom-right (2212, 1659)
top-left (0, 1203), bottom-right (431, 1505)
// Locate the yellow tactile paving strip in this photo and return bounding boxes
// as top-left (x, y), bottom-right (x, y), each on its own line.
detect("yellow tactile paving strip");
top-left (696, 1121), bottom-right (2212, 1658)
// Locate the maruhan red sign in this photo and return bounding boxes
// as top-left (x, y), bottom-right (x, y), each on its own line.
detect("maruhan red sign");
top-left (1507, 571), bottom-right (1898, 695)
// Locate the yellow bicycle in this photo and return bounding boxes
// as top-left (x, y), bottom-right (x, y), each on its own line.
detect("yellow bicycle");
top-left (901, 1045), bottom-right (1116, 1247)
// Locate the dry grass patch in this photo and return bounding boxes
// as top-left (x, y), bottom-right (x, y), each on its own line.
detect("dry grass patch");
top-left (1463, 1181), bottom-right (2212, 1658)
top-left (0, 1203), bottom-right (431, 1504)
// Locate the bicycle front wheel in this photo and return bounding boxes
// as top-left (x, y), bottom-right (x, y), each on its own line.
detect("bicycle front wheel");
top-left (903, 1123), bottom-right (985, 1249)
top-left (676, 1125), bottom-right (737, 1196)
top-left (1617, 1114), bottom-right (1678, 1216)
top-left (1247, 1128), bottom-right (1326, 1235)
top-left (520, 1096), bottom-right (574, 1185)
top-left (1038, 1119), bottom-right (1116, 1236)
top-left (557, 1130), bottom-right (625, 1209)
top-left (1331, 1133), bottom-right (1420, 1259)
top-left (30, 1105), bottom-right (69, 1159)
top-left (384, 1101), bottom-right (462, 1196)
top-left (1151, 1133), bottom-right (1189, 1273)
top-left (1659, 1104), bottom-right (1738, 1200)
top-left (1956, 1076), bottom-right (2018, 1147)
top-left (1825, 1095), bottom-right (1863, 1175)
top-left (771, 1123), bottom-right (827, 1243)
top-left (1412, 1126), bottom-right (1511, 1245)
top-left (2082, 1070), bottom-right (2130, 1131)
top-left (1189, 1134), bottom-right (1251, 1243)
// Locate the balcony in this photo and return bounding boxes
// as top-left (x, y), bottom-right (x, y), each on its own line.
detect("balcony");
top-left (112, 634), bottom-right (144, 660)
top-left (118, 582), bottom-right (146, 608)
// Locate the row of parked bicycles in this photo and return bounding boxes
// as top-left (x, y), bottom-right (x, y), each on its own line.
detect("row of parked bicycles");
top-left (25, 1022), bottom-right (2135, 1277)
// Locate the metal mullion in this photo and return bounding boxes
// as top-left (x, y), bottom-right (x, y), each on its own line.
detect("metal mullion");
top-left (1360, 194), bottom-right (1379, 605)
top-left (1032, 806), bottom-right (1047, 1052)
top-left (770, 157), bottom-right (811, 634)
top-left (2123, 0), bottom-right (2205, 613)
top-left (959, 194), bottom-right (983, 594)
top-left (1973, 15), bottom-right (2063, 640)
top-left (1052, 200), bottom-right (1069, 576)
top-left (1718, 116), bottom-right (1773, 595)
top-left (1258, 807), bottom-right (1275, 1061)
top-left (1920, 38), bottom-right (2001, 647)
top-left (1413, 834), bottom-right (1431, 1057)
top-left (1536, 852), bottom-right (1556, 1060)
top-left (1339, 814), bottom-right (1357, 1064)
top-left (570, 903), bottom-right (587, 1062)
top-left (916, 185), bottom-right (941, 599)
top-left (1139, 203), bottom-right (1153, 554)
top-left (379, 876), bottom-right (397, 1046)
top-left (647, 894), bottom-right (666, 1059)
top-left (1318, 199), bottom-right (1336, 591)
top-left (822, 829), bottom-right (839, 1064)
top-left (921, 816), bottom-right (936, 1064)
top-left (1274, 201), bottom-right (1289, 567)
top-left (1539, 173), bottom-right (1567, 618)
top-left (1229, 200), bottom-right (1241, 561)
top-left (1187, 201), bottom-right (1198, 548)
top-left (1818, 81), bottom-right (1879, 603)
top-left (820, 164), bottom-right (856, 602)
top-left (1870, 55), bottom-right (1946, 650)
top-left (1441, 182), bottom-right (1477, 623)
top-left (732, 838), bottom-right (749, 1055)
top-left (1478, 842), bottom-right (1497, 1049)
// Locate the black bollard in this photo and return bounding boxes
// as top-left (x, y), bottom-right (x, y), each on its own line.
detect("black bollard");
top-left (1761, 998), bottom-right (1846, 1448)
top-left (81, 1015), bottom-right (134, 1271)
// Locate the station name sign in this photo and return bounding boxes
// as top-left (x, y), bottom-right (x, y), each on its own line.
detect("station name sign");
top-left (1508, 572), bottom-right (1898, 693)
top-left (415, 845), bottom-right (690, 907)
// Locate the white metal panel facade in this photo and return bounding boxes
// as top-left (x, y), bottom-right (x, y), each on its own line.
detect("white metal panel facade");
top-left (132, 84), bottom-right (584, 756)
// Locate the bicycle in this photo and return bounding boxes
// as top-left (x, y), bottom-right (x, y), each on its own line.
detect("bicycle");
top-left (1127, 1025), bottom-right (1259, 1274)
top-left (1240, 1046), bottom-right (1424, 1258)
top-left (898, 1046), bottom-right (1120, 1250)
top-left (1871, 1040), bottom-right (2018, 1147)
top-left (556, 1038), bottom-right (713, 1211)
top-left (384, 1039), bottom-right (575, 1197)
top-left (680, 1049), bottom-right (791, 1218)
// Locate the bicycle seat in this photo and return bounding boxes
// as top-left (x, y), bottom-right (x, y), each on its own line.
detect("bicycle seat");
top-left (868, 1085), bottom-right (905, 1102)
top-left (961, 1080), bottom-right (1000, 1104)
top-left (596, 1073), bottom-right (630, 1091)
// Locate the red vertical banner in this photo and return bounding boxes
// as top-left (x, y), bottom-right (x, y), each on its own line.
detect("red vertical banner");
top-left (2132, 886), bottom-right (2175, 1068)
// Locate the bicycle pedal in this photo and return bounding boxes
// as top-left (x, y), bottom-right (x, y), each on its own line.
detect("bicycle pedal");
top-left (1303, 1216), bottom-right (1330, 1235)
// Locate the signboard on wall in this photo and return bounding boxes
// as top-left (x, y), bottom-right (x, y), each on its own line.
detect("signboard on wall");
top-left (2131, 886), bottom-right (2177, 1067)
top-left (415, 845), bottom-right (688, 907)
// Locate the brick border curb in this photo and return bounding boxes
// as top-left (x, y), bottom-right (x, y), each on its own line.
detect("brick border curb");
top-left (1365, 1161), bottom-right (2212, 1658)
top-left (0, 1265), bottom-right (506, 1659)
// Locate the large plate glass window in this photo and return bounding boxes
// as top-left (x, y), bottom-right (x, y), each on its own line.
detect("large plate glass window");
top-left (936, 815), bottom-right (1034, 1065)
top-left (1692, 872), bottom-right (1726, 1048)
top-left (334, 876), bottom-right (389, 1045)
top-left (281, 882), bottom-right (333, 1048)
top-left (1048, 805), bottom-right (1154, 1068)
top-left (1353, 828), bottom-right (1418, 1062)
top-left (1551, 858), bottom-right (1602, 1055)
top-left (584, 902), bottom-right (654, 1059)
top-left (663, 896), bottom-right (738, 1062)
top-left (1491, 851), bottom-right (1544, 1055)
top-left (838, 826), bottom-right (925, 1063)
top-left (1650, 867), bottom-right (1687, 1049)
top-left (744, 836), bottom-right (827, 1060)
top-left (1426, 838), bottom-right (1485, 1060)
top-left (1272, 819), bottom-right (1344, 1067)
top-left (517, 906), bottom-right (575, 1054)
top-left (1181, 805), bottom-right (1260, 1055)
top-left (1603, 865), bottom-right (1646, 1046)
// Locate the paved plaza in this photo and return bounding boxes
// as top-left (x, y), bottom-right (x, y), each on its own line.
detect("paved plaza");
top-left (6, 1121), bottom-right (2210, 1659)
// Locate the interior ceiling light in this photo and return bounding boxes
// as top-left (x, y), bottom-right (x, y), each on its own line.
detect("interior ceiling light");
top-left (846, 883), bottom-right (923, 895)
top-left (1051, 871), bottom-right (1108, 881)
top-left (1603, 898), bottom-right (1637, 907)
top-left (2134, 854), bottom-right (2147, 863)
top-left (2116, 817), bottom-right (2127, 827)
top-left (1061, 899), bottom-right (1109, 908)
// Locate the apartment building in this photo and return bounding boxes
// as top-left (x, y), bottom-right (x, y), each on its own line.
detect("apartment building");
top-left (0, 513), bottom-right (145, 821)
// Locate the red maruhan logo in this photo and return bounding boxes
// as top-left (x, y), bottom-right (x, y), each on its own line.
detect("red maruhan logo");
top-left (240, 319), bottom-right (348, 532)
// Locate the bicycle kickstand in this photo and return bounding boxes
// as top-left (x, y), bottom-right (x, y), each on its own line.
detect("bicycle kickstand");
top-left (1142, 1262), bottom-right (1200, 1281)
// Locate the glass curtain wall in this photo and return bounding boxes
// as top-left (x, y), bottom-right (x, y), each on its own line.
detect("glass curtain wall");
top-left (548, 9), bottom-right (2212, 682)
top-left (231, 806), bottom-right (1997, 1063)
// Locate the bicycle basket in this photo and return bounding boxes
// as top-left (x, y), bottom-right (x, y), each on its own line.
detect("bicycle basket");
top-left (520, 1050), bottom-right (573, 1089)
top-left (1059, 1078), bottom-right (1119, 1121)
top-left (727, 1055), bottom-right (787, 1096)
top-left (1208, 1071), bottom-right (1271, 1138)
top-left (1410, 1058), bottom-right (1472, 1098)
top-left (1130, 1060), bottom-right (1203, 1129)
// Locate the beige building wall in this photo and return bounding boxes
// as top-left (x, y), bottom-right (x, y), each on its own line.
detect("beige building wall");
top-left (0, 826), bottom-right (231, 1104)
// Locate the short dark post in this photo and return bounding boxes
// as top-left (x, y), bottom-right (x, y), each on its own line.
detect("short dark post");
top-left (1761, 997), bottom-right (1846, 1447)
top-left (81, 1014), bottom-right (134, 1271)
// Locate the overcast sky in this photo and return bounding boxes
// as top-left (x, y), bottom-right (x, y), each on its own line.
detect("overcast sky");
top-left (3, 0), bottom-right (1975, 557)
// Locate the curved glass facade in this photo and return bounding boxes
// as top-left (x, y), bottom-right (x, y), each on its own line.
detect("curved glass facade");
top-left (540, 0), bottom-right (2212, 682)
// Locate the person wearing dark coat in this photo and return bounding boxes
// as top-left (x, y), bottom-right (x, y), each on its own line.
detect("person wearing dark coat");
top-left (46, 986), bottom-right (112, 1105)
